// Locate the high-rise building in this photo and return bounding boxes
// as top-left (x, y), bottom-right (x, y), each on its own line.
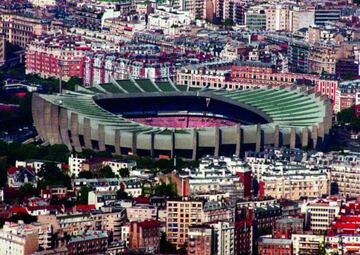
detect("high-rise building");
top-left (166, 198), bottom-right (204, 248)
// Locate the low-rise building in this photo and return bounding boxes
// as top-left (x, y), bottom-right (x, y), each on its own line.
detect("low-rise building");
top-left (67, 230), bottom-right (108, 255)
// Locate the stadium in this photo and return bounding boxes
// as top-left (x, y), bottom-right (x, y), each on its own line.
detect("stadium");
top-left (32, 79), bottom-right (332, 159)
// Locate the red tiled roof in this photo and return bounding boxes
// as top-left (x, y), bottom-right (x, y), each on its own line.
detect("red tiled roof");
top-left (10, 207), bottom-right (28, 214)
top-left (7, 166), bottom-right (18, 175)
top-left (75, 204), bottom-right (96, 212)
top-left (135, 196), bottom-right (150, 205)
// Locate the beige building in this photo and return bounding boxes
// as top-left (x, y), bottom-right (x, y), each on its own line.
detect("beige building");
top-left (28, 0), bottom-right (56, 7)
top-left (266, 5), bottom-right (291, 31)
top-left (292, 233), bottom-right (324, 255)
top-left (0, 14), bottom-right (49, 48)
top-left (262, 174), bottom-right (329, 200)
top-left (0, 222), bottom-right (39, 255)
top-left (330, 164), bottom-right (360, 198)
top-left (308, 43), bottom-right (353, 74)
top-left (166, 198), bottom-right (204, 248)
top-left (126, 205), bottom-right (158, 222)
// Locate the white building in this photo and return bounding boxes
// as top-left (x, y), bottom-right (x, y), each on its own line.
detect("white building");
top-left (68, 154), bottom-right (86, 177)
top-left (15, 160), bottom-right (62, 174)
top-left (148, 7), bottom-right (191, 35)
top-left (88, 190), bottom-right (117, 209)
top-left (301, 198), bottom-right (341, 234)
top-left (211, 221), bottom-right (235, 255)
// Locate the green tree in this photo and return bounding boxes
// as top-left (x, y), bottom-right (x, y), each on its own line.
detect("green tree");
top-left (0, 158), bottom-right (7, 188)
top-left (337, 105), bottom-right (355, 124)
top-left (38, 163), bottom-right (71, 189)
top-left (159, 232), bottom-right (177, 254)
top-left (116, 189), bottom-right (130, 199)
top-left (119, 168), bottom-right (129, 178)
top-left (99, 166), bottom-right (115, 178)
top-left (19, 183), bottom-right (39, 202)
top-left (224, 18), bottom-right (234, 27)
top-left (78, 171), bottom-right (94, 179)
top-left (154, 182), bottom-right (178, 198)
top-left (77, 185), bottom-right (92, 205)
top-left (44, 144), bottom-right (69, 162)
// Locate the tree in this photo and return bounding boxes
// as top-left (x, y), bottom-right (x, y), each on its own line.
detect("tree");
top-left (44, 144), bottom-right (69, 162)
top-left (119, 168), bottom-right (129, 178)
top-left (337, 106), bottom-right (355, 124)
top-left (20, 183), bottom-right (39, 201)
top-left (154, 183), bottom-right (178, 198)
top-left (78, 171), bottom-right (94, 179)
top-left (38, 163), bottom-right (71, 189)
top-left (224, 18), bottom-right (234, 27)
top-left (116, 189), bottom-right (129, 200)
top-left (99, 166), bottom-right (115, 178)
top-left (0, 158), bottom-right (7, 188)
top-left (77, 185), bottom-right (92, 205)
top-left (159, 232), bottom-right (177, 254)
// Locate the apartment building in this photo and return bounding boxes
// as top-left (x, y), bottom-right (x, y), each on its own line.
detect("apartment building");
top-left (166, 198), bottom-right (204, 248)
top-left (28, 0), bottom-right (56, 7)
top-left (292, 233), bottom-right (324, 255)
top-left (187, 225), bottom-right (214, 255)
top-left (129, 220), bottom-right (161, 253)
top-left (0, 222), bottom-right (39, 255)
top-left (126, 204), bottom-right (158, 222)
top-left (301, 198), bottom-right (341, 234)
top-left (25, 35), bottom-right (90, 81)
top-left (0, 14), bottom-right (49, 48)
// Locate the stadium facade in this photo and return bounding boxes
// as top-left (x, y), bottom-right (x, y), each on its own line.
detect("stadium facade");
top-left (32, 79), bottom-right (332, 159)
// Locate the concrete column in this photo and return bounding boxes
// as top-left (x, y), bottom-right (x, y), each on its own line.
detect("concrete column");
top-left (311, 125), bottom-right (318, 149)
top-left (98, 124), bottom-right (106, 152)
top-left (290, 127), bottom-right (296, 149)
top-left (255, 124), bottom-right (262, 152)
top-left (70, 112), bottom-right (82, 152)
top-left (214, 127), bottom-right (220, 157)
top-left (43, 101), bottom-right (52, 144)
top-left (132, 132), bottom-right (137, 156)
top-left (115, 130), bottom-right (121, 155)
top-left (235, 125), bottom-right (242, 156)
top-left (274, 125), bottom-right (280, 148)
top-left (192, 129), bottom-right (198, 161)
top-left (83, 118), bottom-right (92, 149)
top-left (32, 94), bottom-right (45, 140)
top-left (59, 108), bottom-right (72, 151)
top-left (50, 104), bottom-right (61, 144)
top-left (171, 131), bottom-right (175, 158)
top-left (150, 133), bottom-right (155, 158)
top-left (301, 127), bottom-right (309, 148)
